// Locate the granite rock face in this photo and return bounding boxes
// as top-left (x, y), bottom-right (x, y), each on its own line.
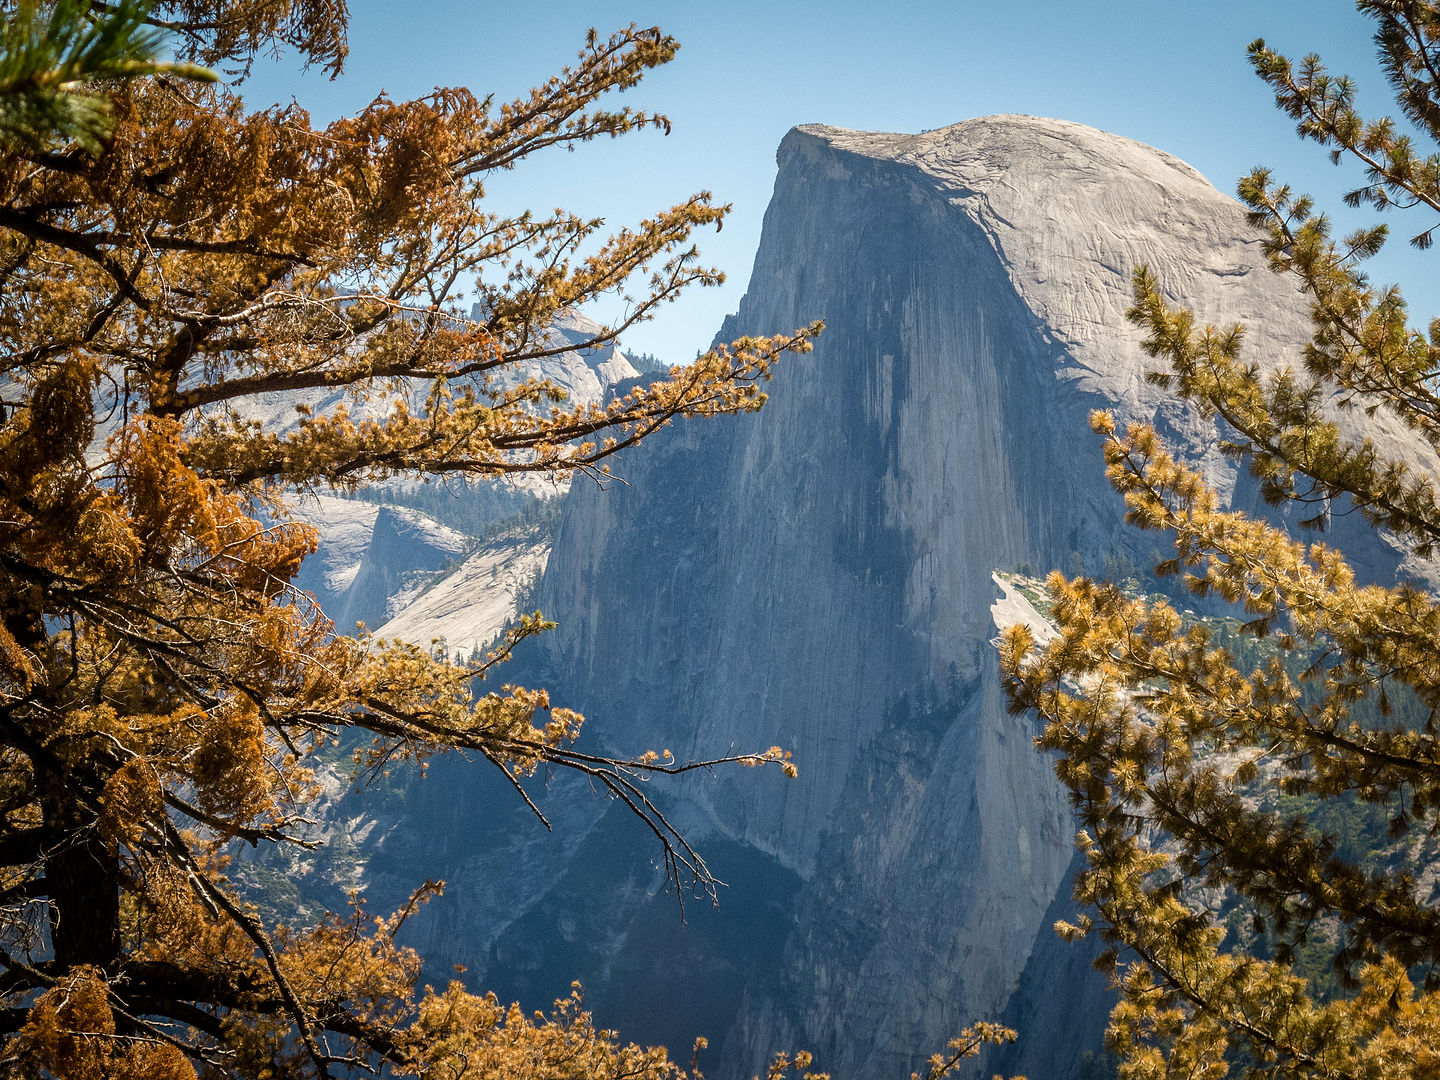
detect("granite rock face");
top-left (383, 117), bottom-right (1436, 1078)
top-left (290, 499), bottom-right (469, 634)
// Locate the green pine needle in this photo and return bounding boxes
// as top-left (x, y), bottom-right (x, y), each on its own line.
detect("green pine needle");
top-left (0, 0), bottom-right (216, 155)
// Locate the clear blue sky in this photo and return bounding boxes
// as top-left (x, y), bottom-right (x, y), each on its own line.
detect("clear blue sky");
top-left (240, 1), bottom-right (1435, 363)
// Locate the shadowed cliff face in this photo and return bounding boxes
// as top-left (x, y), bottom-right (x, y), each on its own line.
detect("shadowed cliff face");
top-left (384, 117), bottom-right (1437, 1078)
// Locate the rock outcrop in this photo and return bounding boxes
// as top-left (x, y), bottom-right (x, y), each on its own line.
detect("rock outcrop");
top-left (291, 499), bottom-right (470, 633)
top-left (357, 116), bottom-right (1438, 1078)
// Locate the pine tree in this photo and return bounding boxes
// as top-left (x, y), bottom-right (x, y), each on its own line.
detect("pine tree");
top-left (0, 3), bottom-right (819, 1076)
top-left (0, 0), bottom-right (215, 154)
top-left (1003, 3), bottom-right (1440, 1076)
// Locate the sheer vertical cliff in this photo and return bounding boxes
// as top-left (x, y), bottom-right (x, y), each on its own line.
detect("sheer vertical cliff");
top-left (383, 116), bottom-right (1433, 1077)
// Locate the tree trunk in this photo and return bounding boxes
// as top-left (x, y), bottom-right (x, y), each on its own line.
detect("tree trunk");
top-left (43, 790), bottom-right (120, 975)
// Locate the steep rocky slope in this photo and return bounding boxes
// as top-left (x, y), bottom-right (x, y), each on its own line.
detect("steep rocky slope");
top-left (349, 116), bottom-right (1438, 1078)
top-left (290, 497), bottom-right (470, 634)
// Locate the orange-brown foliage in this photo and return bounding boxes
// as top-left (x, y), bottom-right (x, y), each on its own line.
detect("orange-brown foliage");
top-left (0, 2), bottom-right (817, 1076)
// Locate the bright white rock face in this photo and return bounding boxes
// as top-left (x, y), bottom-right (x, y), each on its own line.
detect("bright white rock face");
top-left (543, 307), bottom-right (641, 396)
top-left (372, 540), bottom-right (550, 654)
top-left (286, 494), bottom-right (380, 599)
top-left (289, 496), bottom-right (469, 635)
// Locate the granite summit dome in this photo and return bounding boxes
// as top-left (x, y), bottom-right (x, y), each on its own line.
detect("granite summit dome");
top-left (334, 117), bottom-right (1439, 1079)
